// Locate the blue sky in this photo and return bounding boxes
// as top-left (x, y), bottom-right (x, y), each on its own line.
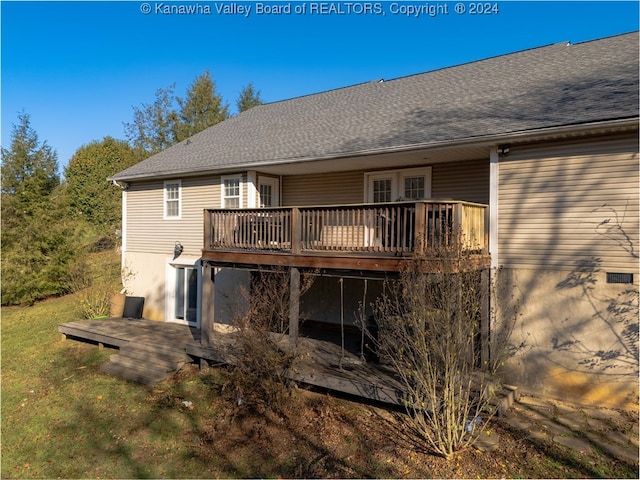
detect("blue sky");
top-left (2, 1), bottom-right (638, 171)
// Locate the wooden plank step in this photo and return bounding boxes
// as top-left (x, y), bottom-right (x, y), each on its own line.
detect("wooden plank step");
top-left (119, 344), bottom-right (191, 367)
top-left (100, 341), bottom-right (195, 385)
top-left (122, 340), bottom-right (189, 357)
top-left (106, 353), bottom-right (179, 374)
top-left (100, 362), bottom-right (171, 385)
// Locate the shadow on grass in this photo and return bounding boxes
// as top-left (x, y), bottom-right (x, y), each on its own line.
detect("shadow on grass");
top-left (18, 337), bottom-right (638, 479)
top-left (498, 399), bottom-right (639, 479)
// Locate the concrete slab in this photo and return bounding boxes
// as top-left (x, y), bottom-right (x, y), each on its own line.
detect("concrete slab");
top-left (553, 434), bottom-right (592, 454)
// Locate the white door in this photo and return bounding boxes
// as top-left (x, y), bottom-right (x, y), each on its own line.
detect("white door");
top-left (366, 167), bottom-right (432, 203)
top-left (367, 173), bottom-right (396, 203)
top-left (167, 263), bottom-right (200, 327)
top-left (258, 176), bottom-right (280, 207)
top-left (365, 168), bottom-right (432, 246)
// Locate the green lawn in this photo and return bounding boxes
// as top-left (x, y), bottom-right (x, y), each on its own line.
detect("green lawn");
top-left (1, 294), bottom-right (225, 478)
top-left (3, 292), bottom-right (638, 479)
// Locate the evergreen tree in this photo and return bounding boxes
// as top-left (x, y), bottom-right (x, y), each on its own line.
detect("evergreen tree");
top-left (0, 113), bottom-right (76, 305)
top-left (236, 82), bottom-right (264, 113)
top-left (123, 84), bottom-right (178, 154)
top-left (1, 112), bottom-right (59, 210)
top-left (174, 70), bottom-right (229, 142)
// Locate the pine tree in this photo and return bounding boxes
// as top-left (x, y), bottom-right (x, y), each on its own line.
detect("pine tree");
top-left (174, 70), bottom-right (229, 142)
top-left (236, 82), bottom-right (264, 113)
top-left (0, 113), bottom-right (76, 305)
top-left (123, 84), bottom-right (178, 154)
top-left (1, 112), bottom-right (59, 210)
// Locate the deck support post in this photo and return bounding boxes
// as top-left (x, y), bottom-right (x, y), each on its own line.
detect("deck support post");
top-left (201, 261), bottom-right (215, 346)
top-left (289, 267), bottom-right (300, 348)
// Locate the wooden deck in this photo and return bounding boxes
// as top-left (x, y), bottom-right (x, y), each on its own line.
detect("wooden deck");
top-left (59, 318), bottom-right (405, 405)
top-left (203, 200), bottom-right (489, 272)
top-left (59, 318), bottom-right (201, 348)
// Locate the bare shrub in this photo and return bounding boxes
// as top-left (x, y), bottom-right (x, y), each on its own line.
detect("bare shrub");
top-left (370, 236), bottom-right (518, 459)
top-left (225, 268), bottom-right (315, 413)
top-left (75, 287), bottom-right (112, 319)
top-left (69, 252), bottom-right (120, 319)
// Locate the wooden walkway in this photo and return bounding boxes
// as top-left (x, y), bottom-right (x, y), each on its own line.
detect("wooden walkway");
top-left (59, 318), bottom-right (200, 348)
top-left (59, 318), bottom-right (406, 405)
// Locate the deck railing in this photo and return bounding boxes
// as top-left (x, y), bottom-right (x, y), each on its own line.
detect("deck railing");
top-left (204, 200), bottom-right (488, 257)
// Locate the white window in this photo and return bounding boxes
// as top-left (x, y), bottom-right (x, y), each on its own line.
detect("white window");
top-left (164, 180), bottom-right (181, 219)
top-left (221, 175), bottom-right (242, 208)
top-left (365, 167), bottom-right (432, 203)
top-left (372, 178), bottom-right (393, 203)
top-left (403, 175), bottom-right (425, 200)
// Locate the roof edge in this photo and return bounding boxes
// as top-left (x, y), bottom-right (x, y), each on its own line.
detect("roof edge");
top-left (109, 117), bottom-right (639, 182)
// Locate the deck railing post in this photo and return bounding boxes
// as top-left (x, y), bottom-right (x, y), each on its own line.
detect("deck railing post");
top-left (453, 202), bottom-right (463, 247)
top-left (204, 209), bottom-right (212, 249)
top-left (291, 207), bottom-right (301, 254)
top-left (414, 201), bottom-right (426, 255)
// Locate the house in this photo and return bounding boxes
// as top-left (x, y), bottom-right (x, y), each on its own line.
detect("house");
top-left (110, 32), bottom-right (639, 407)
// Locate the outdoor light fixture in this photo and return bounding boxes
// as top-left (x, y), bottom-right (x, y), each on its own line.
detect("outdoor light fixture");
top-left (173, 241), bottom-right (183, 259)
top-left (497, 145), bottom-right (510, 156)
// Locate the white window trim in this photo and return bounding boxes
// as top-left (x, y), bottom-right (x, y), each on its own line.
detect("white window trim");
top-left (364, 167), bottom-right (432, 203)
top-left (221, 174), bottom-right (243, 209)
top-left (247, 171), bottom-right (257, 208)
top-left (258, 176), bottom-right (280, 207)
top-left (367, 172), bottom-right (398, 203)
top-left (165, 257), bottom-right (201, 328)
top-left (163, 180), bottom-right (182, 220)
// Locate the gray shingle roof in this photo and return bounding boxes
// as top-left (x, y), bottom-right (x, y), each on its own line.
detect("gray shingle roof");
top-left (112, 32), bottom-right (639, 181)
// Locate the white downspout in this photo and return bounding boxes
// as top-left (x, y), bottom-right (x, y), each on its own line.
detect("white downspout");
top-left (489, 147), bottom-right (499, 269)
top-left (112, 180), bottom-right (129, 287)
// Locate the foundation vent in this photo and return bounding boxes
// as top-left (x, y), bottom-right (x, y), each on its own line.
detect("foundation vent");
top-left (606, 272), bottom-right (634, 284)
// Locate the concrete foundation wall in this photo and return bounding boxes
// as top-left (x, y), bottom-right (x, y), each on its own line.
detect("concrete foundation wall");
top-left (122, 251), bottom-right (168, 321)
top-left (497, 266), bottom-right (639, 409)
top-left (122, 251), bottom-right (250, 324)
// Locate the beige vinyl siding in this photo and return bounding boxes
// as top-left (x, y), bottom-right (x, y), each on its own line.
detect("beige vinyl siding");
top-left (126, 175), bottom-right (221, 255)
top-left (432, 159), bottom-right (489, 204)
top-left (282, 171), bottom-right (364, 206)
top-left (282, 162), bottom-right (489, 206)
top-left (498, 134), bottom-right (639, 271)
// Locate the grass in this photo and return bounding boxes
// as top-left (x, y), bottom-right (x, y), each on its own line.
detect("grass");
top-left (2, 293), bottom-right (228, 478)
top-left (2, 255), bottom-right (638, 478)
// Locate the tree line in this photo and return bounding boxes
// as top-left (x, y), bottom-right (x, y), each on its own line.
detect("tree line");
top-left (1, 73), bottom-right (262, 305)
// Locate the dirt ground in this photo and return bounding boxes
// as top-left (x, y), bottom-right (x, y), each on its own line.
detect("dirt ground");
top-left (182, 368), bottom-right (639, 479)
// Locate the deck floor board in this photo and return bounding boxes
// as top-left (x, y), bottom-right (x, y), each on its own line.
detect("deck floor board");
top-left (59, 318), bottom-right (405, 405)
